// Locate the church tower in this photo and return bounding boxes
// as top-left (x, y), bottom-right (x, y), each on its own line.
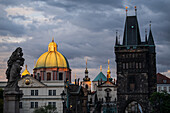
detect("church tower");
top-left (82, 59), bottom-right (91, 91)
top-left (114, 7), bottom-right (156, 113)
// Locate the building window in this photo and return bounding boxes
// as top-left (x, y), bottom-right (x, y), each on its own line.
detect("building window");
top-left (35, 102), bottom-right (38, 108)
top-left (53, 102), bottom-right (56, 107)
top-left (31, 90), bottom-right (34, 96)
top-left (136, 63), bottom-right (138, 69)
top-left (31, 102), bottom-right (38, 108)
top-left (19, 102), bottom-right (22, 109)
top-left (139, 63), bottom-right (142, 69)
top-left (48, 102), bottom-right (56, 107)
top-left (128, 76), bottom-right (135, 91)
top-left (158, 87), bottom-right (161, 92)
top-left (53, 90), bottom-right (56, 96)
top-left (47, 72), bottom-right (51, 81)
top-left (126, 63), bottom-right (128, 69)
top-left (49, 90), bottom-right (52, 96)
top-left (31, 102), bottom-right (34, 108)
top-left (123, 63), bottom-right (125, 69)
top-left (59, 73), bottom-right (63, 80)
top-left (35, 90), bottom-right (38, 96)
top-left (164, 87), bottom-right (167, 91)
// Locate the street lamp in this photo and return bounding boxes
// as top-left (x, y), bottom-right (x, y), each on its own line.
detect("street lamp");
top-left (60, 90), bottom-right (66, 113)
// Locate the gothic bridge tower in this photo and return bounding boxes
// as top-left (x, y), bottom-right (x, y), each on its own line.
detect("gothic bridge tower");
top-left (114, 7), bottom-right (156, 113)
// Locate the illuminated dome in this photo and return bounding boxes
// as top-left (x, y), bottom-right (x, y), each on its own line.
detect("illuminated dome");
top-left (34, 38), bottom-right (69, 69)
top-left (22, 65), bottom-right (31, 77)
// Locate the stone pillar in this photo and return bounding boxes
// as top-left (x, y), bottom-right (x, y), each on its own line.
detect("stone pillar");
top-left (3, 87), bottom-right (23, 113)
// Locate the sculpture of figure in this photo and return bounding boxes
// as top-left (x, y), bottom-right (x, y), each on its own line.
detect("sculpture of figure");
top-left (6, 47), bottom-right (25, 88)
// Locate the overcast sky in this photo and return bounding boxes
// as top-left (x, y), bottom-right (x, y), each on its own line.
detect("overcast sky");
top-left (0, 0), bottom-right (170, 81)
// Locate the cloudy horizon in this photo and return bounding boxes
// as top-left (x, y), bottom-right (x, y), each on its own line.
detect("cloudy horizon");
top-left (0, 0), bottom-right (170, 82)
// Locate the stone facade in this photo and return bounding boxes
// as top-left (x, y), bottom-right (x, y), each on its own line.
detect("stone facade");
top-left (114, 14), bottom-right (157, 113)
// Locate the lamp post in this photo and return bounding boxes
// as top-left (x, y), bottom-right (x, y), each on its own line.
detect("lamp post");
top-left (60, 90), bottom-right (66, 113)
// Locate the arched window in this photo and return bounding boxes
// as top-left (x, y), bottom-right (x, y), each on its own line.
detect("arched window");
top-left (59, 73), bottom-right (63, 80)
top-left (47, 72), bottom-right (51, 81)
top-left (85, 84), bottom-right (88, 89)
top-left (125, 101), bottom-right (143, 113)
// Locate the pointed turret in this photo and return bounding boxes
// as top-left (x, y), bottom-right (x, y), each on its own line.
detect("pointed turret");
top-left (107, 59), bottom-right (111, 81)
top-left (83, 59), bottom-right (90, 81)
top-left (148, 22), bottom-right (155, 45)
top-left (115, 31), bottom-right (119, 46)
top-left (145, 29), bottom-right (148, 44)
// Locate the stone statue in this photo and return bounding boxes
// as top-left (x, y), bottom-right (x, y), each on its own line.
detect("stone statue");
top-left (5, 47), bottom-right (25, 88)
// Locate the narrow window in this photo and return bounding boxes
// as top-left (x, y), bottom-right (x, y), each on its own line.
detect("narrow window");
top-left (47, 72), bottom-right (51, 81)
top-left (35, 90), bottom-right (38, 96)
top-left (53, 90), bottom-right (56, 96)
top-left (126, 63), bottom-right (128, 69)
top-left (59, 73), bottom-right (63, 80)
top-left (19, 102), bottom-right (22, 109)
top-left (31, 102), bottom-right (34, 108)
top-left (136, 63), bottom-right (138, 69)
top-left (53, 102), bottom-right (56, 107)
top-left (49, 90), bottom-right (52, 96)
top-left (35, 102), bottom-right (38, 108)
top-left (123, 63), bottom-right (125, 69)
top-left (31, 90), bottom-right (34, 96)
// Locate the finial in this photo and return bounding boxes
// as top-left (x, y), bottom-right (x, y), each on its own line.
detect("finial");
top-left (100, 65), bottom-right (102, 72)
top-left (86, 59), bottom-right (87, 69)
top-left (25, 64), bottom-right (27, 69)
top-left (135, 6), bottom-right (137, 16)
top-left (119, 35), bottom-right (120, 44)
top-left (75, 73), bottom-right (76, 79)
top-left (108, 59), bottom-right (110, 70)
top-left (116, 30), bottom-right (118, 37)
top-left (52, 37), bottom-right (54, 42)
top-left (149, 21), bottom-right (152, 29)
top-left (145, 28), bottom-right (148, 43)
top-left (125, 6), bottom-right (128, 16)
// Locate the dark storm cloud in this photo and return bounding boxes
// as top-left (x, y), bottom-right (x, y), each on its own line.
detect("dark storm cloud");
top-left (0, 0), bottom-right (170, 80)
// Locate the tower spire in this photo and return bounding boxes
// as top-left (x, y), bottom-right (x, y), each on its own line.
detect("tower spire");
top-left (52, 37), bottom-right (54, 42)
top-left (148, 21), bottom-right (155, 45)
top-left (115, 30), bottom-right (119, 45)
top-left (135, 6), bottom-right (137, 16)
top-left (107, 59), bottom-right (111, 81)
top-left (125, 6), bottom-right (128, 16)
top-left (100, 65), bottom-right (102, 72)
top-left (83, 59), bottom-right (90, 81)
top-left (145, 28), bottom-right (148, 44)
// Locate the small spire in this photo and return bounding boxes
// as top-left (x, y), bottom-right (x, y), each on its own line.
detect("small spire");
top-left (115, 30), bottom-right (119, 45)
top-left (149, 21), bottom-right (152, 29)
top-left (25, 64), bottom-right (27, 69)
top-left (145, 28), bottom-right (148, 44)
top-left (108, 59), bottom-right (110, 70)
top-left (86, 59), bottom-right (87, 69)
top-left (148, 21), bottom-right (155, 45)
top-left (100, 65), bottom-right (102, 72)
top-left (125, 6), bottom-right (128, 16)
top-left (119, 35), bottom-right (120, 44)
top-left (107, 59), bottom-right (111, 81)
top-left (75, 73), bottom-right (76, 79)
top-left (52, 37), bottom-right (54, 42)
top-left (135, 6), bottom-right (137, 16)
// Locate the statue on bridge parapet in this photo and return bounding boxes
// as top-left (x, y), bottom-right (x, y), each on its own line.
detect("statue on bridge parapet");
top-left (4, 47), bottom-right (24, 113)
top-left (5, 47), bottom-right (25, 89)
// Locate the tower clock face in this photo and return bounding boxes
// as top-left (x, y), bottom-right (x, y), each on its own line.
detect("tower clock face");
top-left (25, 78), bottom-right (30, 85)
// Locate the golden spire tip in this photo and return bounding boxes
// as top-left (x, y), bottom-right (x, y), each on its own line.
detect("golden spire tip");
top-left (52, 37), bottom-right (54, 42)
top-left (100, 65), bottom-right (102, 72)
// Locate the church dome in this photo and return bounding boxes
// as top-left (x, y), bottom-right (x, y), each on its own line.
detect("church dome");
top-left (34, 39), bottom-right (69, 69)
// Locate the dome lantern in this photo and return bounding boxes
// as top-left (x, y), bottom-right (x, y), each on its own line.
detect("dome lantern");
top-left (48, 38), bottom-right (57, 52)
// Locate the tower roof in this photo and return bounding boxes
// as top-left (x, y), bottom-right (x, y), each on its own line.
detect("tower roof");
top-left (148, 25), bottom-right (155, 45)
top-left (22, 64), bottom-right (31, 77)
top-left (123, 16), bottom-right (141, 45)
top-left (93, 72), bottom-right (107, 82)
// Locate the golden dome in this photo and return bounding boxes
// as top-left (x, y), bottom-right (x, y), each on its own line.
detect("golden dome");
top-left (22, 65), bottom-right (31, 77)
top-left (34, 38), bottom-right (69, 69)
